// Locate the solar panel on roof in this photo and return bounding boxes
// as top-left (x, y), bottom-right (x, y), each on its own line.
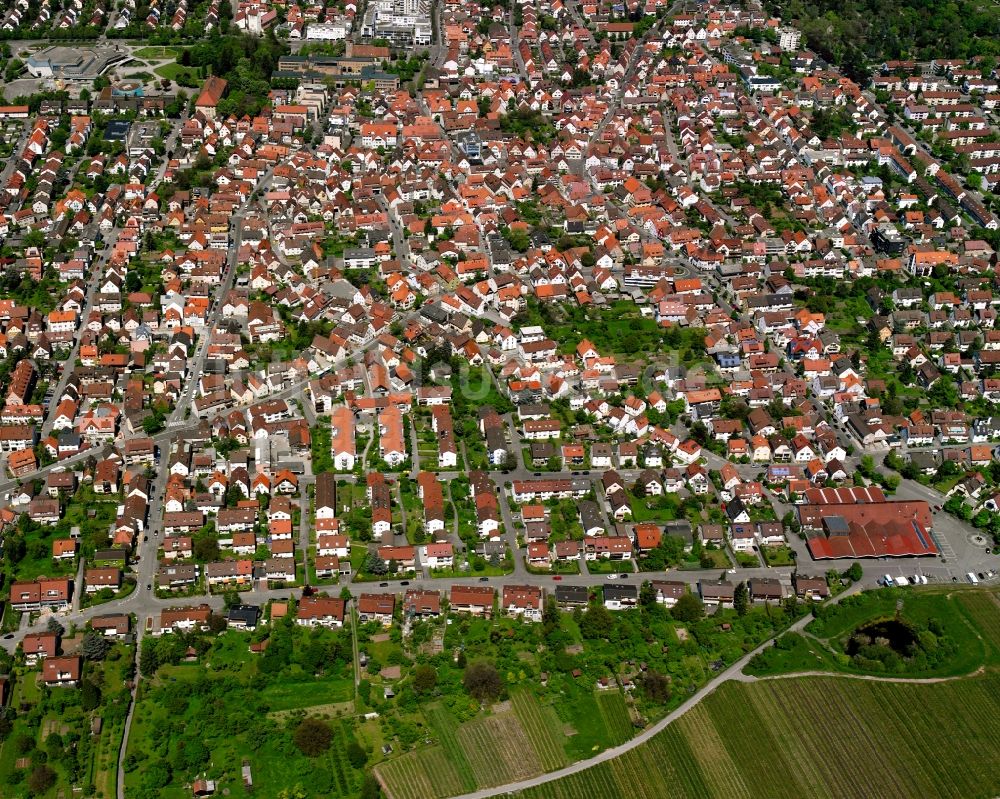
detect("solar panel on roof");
top-left (912, 521), bottom-right (932, 551)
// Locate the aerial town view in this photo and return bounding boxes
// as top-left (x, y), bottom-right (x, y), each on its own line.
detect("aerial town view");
top-left (0, 0), bottom-right (998, 795)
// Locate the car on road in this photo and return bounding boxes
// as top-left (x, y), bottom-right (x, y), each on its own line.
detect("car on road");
top-left (379, 582), bottom-right (389, 587)
top-left (619, 573), bottom-right (628, 579)
top-left (552, 575), bottom-right (562, 581)
top-left (143, 535), bottom-right (148, 542)
top-left (400, 581), bottom-right (410, 586)
top-left (146, 584), bottom-right (152, 590)
top-left (533, 472), bottom-right (541, 476)
top-left (478, 576), bottom-right (489, 582)
top-left (3, 633), bottom-right (13, 640)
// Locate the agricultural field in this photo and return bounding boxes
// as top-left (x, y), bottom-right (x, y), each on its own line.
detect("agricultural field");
top-left (510, 688), bottom-right (569, 771)
top-left (594, 690), bottom-right (634, 746)
top-left (376, 597), bottom-right (806, 797)
top-left (375, 745), bottom-right (467, 799)
top-left (457, 710), bottom-right (543, 786)
top-left (954, 590), bottom-right (1000, 657)
top-left (519, 672), bottom-right (1000, 799)
top-left (377, 692), bottom-right (565, 797)
top-left (422, 704), bottom-right (476, 791)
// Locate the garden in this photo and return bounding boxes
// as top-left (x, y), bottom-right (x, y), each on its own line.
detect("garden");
top-left (125, 615), bottom-right (365, 799)
top-left (0, 634), bottom-right (134, 799)
top-left (376, 589), bottom-right (809, 798)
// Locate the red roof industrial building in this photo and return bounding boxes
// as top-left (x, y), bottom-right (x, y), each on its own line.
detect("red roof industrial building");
top-left (798, 487), bottom-right (937, 559)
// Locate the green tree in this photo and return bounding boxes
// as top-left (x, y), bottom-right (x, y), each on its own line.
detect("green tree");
top-left (579, 602), bottom-right (614, 639)
top-left (346, 741), bottom-right (368, 769)
top-left (27, 765), bottom-right (57, 795)
top-left (81, 679), bottom-right (102, 711)
top-left (639, 580), bottom-right (657, 608)
top-left (363, 552), bottom-right (388, 575)
top-left (193, 537), bottom-right (220, 562)
top-left (672, 592), bottom-right (704, 624)
top-left (463, 660), bottom-right (503, 704)
top-left (139, 641), bottom-right (160, 675)
top-left (733, 582), bottom-right (749, 617)
top-left (412, 664), bottom-right (437, 694)
top-left (638, 670), bottom-right (671, 703)
top-left (81, 630), bottom-right (112, 661)
top-left (293, 718), bottom-right (333, 757)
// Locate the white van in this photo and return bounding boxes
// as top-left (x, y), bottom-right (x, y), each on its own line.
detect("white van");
top-left (968, 572), bottom-right (980, 585)
top-left (882, 574), bottom-right (894, 587)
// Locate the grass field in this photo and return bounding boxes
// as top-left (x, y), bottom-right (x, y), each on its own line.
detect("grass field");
top-left (154, 61), bottom-right (204, 83)
top-left (260, 676), bottom-right (354, 711)
top-left (520, 672), bottom-right (1000, 799)
top-left (748, 587), bottom-right (992, 678)
top-left (133, 45), bottom-right (180, 58)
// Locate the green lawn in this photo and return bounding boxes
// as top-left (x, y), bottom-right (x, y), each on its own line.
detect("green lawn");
top-left (699, 548), bottom-right (731, 568)
top-left (133, 46), bottom-right (181, 58)
top-left (760, 545), bottom-right (796, 566)
top-left (154, 62), bottom-right (204, 83)
top-left (587, 559), bottom-right (632, 575)
top-left (628, 490), bottom-right (682, 523)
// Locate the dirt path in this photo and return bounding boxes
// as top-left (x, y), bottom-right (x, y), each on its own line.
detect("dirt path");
top-left (737, 665), bottom-right (987, 685)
